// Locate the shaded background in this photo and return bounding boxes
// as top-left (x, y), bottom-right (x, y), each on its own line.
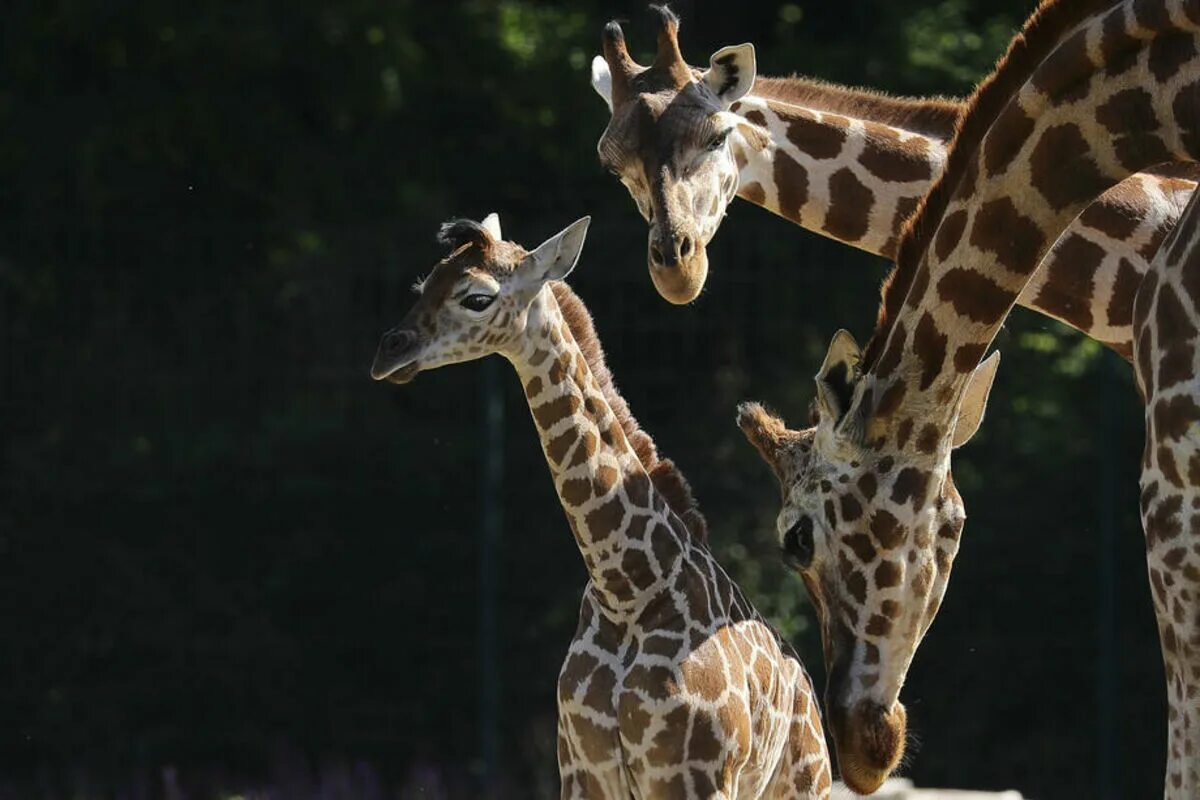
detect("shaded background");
top-left (0, 1), bottom-right (1164, 798)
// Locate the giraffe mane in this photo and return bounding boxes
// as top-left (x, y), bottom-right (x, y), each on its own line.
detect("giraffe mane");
top-left (751, 76), bottom-right (963, 141)
top-left (863, 0), bottom-right (1119, 369)
top-left (550, 282), bottom-right (708, 542)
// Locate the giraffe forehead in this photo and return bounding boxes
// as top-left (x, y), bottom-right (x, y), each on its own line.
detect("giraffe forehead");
top-left (605, 91), bottom-right (721, 165)
top-left (421, 244), bottom-right (525, 299)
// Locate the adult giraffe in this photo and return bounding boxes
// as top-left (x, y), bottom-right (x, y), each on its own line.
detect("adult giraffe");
top-left (370, 214), bottom-right (831, 798)
top-left (738, 0), bottom-right (1200, 795)
top-left (591, 5), bottom-right (1196, 360)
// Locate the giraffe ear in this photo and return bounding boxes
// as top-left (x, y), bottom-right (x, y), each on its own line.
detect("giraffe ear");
top-left (481, 212), bottom-right (502, 241)
top-left (518, 216), bottom-right (592, 290)
top-left (814, 329), bottom-right (861, 426)
top-left (703, 44), bottom-right (755, 106)
top-left (952, 351), bottom-right (1000, 448)
top-left (591, 56), bottom-right (613, 111)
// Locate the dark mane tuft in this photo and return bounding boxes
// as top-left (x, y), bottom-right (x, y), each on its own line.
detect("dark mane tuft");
top-left (864, 0), bottom-right (1119, 369)
top-left (751, 76), bottom-right (963, 141)
top-left (551, 282), bottom-right (708, 542)
top-left (437, 218), bottom-right (495, 256)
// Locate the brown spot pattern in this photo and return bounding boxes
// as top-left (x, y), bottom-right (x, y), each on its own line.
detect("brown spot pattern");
top-left (1107, 259), bottom-right (1141, 328)
top-left (1149, 33), bottom-right (1197, 82)
top-left (934, 209), bottom-right (969, 262)
top-left (913, 312), bottom-right (948, 391)
top-left (1030, 124), bottom-right (1111, 212)
top-left (954, 343), bottom-right (987, 374)
top-left (774, 151), bottom-right (809, 222)
top-left (983, 103), bottom-right (1034, 176)
top-left (824, 168), bottom-right (874, 243)
top-left (970, 197), bottom-right (1047, 273)
top-left (1033, 233), bottom-right (1105, 330)
top-left (937, 267), bottom-right (1017, 325)
top-left (891, 467), bottom-right (930, 510)
top-left (787, 114), bottom-right (847, 160)
top-left (860, 136), bottom-right (933, 183)
top-left (870, 510), bottom-right (904, 550)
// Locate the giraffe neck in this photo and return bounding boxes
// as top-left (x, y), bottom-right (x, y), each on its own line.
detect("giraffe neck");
top-left (506, 287), bottom-right (693, 613)
top-left (729, 86), bottom-right (956, 259)
top-left (866, 0), bottom-right (1199, 419)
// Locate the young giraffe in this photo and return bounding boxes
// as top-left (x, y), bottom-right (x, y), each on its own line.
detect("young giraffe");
top-left (737, 0), bottom-right (1200, 795)
top-left (590, 5), bottom-right (1197, 359)
top-left (369, 214), bottom-right (831, 798)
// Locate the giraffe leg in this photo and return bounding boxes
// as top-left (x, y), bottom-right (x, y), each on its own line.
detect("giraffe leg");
top-left (1140, 465), bottom-right (1200, 799)
top-left (1139, 376), bottom-right (1200, 799)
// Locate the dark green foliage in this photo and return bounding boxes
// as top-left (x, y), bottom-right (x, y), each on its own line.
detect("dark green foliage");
top-left (0, 1), bottom-right (1165, 797)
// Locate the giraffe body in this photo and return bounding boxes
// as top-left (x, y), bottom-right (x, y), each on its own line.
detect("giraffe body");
top-left (371, 215), bottom-right (830, 799)
top-left (738, 0), bottom-right (1200, 795)
top-left (591, 6), bottom-right (1198, 360)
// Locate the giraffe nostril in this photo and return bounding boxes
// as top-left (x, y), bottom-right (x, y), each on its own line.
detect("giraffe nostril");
top-left (650, 243), bottom-right (665, 267)
top-left (679, 236), bottom-right (693, 259)
top-left (386, 330), bottom-right (413, 354)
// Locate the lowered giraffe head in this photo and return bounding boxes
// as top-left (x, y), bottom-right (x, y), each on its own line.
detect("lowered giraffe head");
top-left (737, 331), bottom-right (999, 794)
top-left (590, 5), bottom-right (756, 304)
top-left (369, 213), bottom-right (590, 383)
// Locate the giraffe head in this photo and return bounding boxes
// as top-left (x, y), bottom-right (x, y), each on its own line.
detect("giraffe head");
top-left (590, 5), bottom-right (756, 304)
top-left (737, 330), bottom-right (999, 794)
top-left (369, 214), bottom-right (590, 383)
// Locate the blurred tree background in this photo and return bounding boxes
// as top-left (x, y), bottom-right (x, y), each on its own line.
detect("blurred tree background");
top-left (0, 1), bottom-right (1163, 798)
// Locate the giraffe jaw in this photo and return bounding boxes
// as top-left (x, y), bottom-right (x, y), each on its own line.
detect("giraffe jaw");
top-left (384, 361), bottom-right (420, 384)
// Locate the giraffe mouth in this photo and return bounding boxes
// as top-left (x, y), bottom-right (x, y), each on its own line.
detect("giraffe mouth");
top-left (378, 360), bottom-right (420, 385)
top-left (370, 351), bottom-right (421, 384)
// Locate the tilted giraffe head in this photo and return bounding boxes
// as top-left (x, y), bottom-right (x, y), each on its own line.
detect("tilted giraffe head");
top-left (369, 214), bottom-right (590, 383)
top-left (738, 330), bottom-right (999, 794)
top-left (590, 5), bottom-right (756, 304)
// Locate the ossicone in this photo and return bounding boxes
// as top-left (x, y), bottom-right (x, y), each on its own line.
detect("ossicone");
top-left (649, 4), bottom-right (689, 83)
top-left (737, 402), bottom-right (789, 475)
top-left (436, 218), bottom-right (495, 255)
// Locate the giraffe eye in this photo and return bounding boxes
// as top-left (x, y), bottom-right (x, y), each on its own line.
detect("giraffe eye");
top-left (707, 129), bottom-right (730, 150)
top-left (460, 294), bottom-right (495, 312)
top-left (782, 516), bottom-right (815, 571)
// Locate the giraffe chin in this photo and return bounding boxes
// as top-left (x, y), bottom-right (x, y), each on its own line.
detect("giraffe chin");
top-left (377, 361), bottom-right (420, 385)
top-left (648, 248), bottom-right (708, 304)
top-left (831, 700), bottom-right (907, 796)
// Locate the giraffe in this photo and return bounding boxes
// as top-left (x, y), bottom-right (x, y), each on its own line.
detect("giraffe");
top-left (735, 0), bottom-right (1200, 795)
top-left (590, 5), bottom-right (1197, 360)
top-left (369, 214), bottom-right (831, 799)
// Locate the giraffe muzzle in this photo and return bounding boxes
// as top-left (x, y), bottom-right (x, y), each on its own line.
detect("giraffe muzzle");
top-left (829, 699), bottom-right (907, 795)
top-left (370, 329), bottom-right (421, 383)
top-left (646, 234), bottom-right (709, 304)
